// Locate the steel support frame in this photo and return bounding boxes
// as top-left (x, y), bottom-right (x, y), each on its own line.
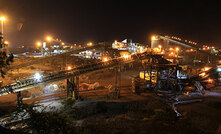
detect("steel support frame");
top-left (114, 66), bottom-right (121, 97)
top-left (17, 91), bottom-right (23, 108)
top-left (66, 76), bottom-right (79, 100)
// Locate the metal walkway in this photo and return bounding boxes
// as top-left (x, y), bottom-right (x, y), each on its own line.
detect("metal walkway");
top-left (0, 52), bottom-right (152, 96)
top-left (158, 35), bottom-right (221, 59)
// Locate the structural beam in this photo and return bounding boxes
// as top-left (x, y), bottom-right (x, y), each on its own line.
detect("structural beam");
top-left (16, 91), bottom-right (23, 108)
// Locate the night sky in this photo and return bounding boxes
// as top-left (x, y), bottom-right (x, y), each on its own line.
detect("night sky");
top-left (0, 0), bottom-right (221, 47)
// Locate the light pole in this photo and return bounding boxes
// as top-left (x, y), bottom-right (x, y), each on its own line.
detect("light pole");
top-left (0, 17), bottom-right (6, 36)
top-left (36, 41), bottom-right (42, 53)
top-left (46, 36), bottom-right (52, 56)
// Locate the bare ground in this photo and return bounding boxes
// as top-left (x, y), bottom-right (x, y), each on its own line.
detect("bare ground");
top-left (0, 65), bottom-right (220, 134)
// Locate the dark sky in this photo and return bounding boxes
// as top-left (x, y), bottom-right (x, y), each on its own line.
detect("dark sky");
top-left (0, 0), bottom-right (221, 47)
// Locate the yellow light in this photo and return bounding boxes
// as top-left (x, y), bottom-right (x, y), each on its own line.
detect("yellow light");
top-left (102, 57), bottom-right (108, 62)
top-left (122, 54), bottom-right (130, 59)
top-left (139, 47), bottom-right (144, 53)
top-left (4, 41), bottom-right (8, 44)
top-left (207, 78), bottom-right (213, 83)
top-left (36, 42), bottom-right (41, 46)
top-left (158, 45), bottom-right (162, 49)
top-left (67, 66), bottom-right (72, 70)
top-left (87, 42), bottom-right (92, 46)
top-left (46, 36), bottom-right (52, 41)
top-left (175, 47), bottom-right (179, 51)
top-left (199, 72), bottom-right (205, 77)
top-left (204, 67), bottom-right (211, 71)
top-left (151, 36), bottom-right (157, 40)
top-left (169, 48), bottom-right (173, 51)
top-left (61, 42), bottom-right (65, 45)
top-left (0, 17), bottom-right (6, 21)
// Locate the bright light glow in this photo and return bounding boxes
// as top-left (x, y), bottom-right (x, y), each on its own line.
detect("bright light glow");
top-left (204, 67), bottom-right (211, 71)
top-left (199, 72), bottom-right (206, 77)
top-left (67, 66), bottom-right (72, 70)
top-left (122, 54), bottom-right (130, 59)
top-left (139, 47), bottom-right (145, 53)
top-left (207, 78), bottom-right (213, 83)
top-left (169, 52), bottom-right (175, 57)
top-left (151, 36), bottom-right (157, 40)
top-left (158, 45), bottom-right (162, 49)
top-left (114, 40), bottom-right (118, 44)
top-left (169, 48), bottom-right (173, 51)
top-left (34, 72), bottom-right (41, 81)
top-left (61, 42), bottom-right (65, 45)
top-left (87, 42), bottom-right (93, 46)
top-left (36, 42), bottom-right (41, 46)
top-left (217, 68), bottom-right (221, 72)
top-left (175, 47), bottom-right (179, 51)
top-left (4, 41), bottom-right (8, 44)
top-left (102, 57), bottom-right (108, 62)
top-left (0, 17), bottom-right (6, 21)
top-left (46, 36), bottom-right (52, 41)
